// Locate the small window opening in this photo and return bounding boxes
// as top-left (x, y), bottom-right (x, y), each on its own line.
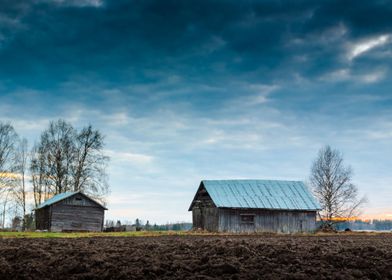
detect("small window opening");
top-left (240, 214), bottom-right (255, 223)
top-left (75, 197), bottom-right (82, 201)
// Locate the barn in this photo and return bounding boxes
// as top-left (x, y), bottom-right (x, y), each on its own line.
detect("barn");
top-left (189, 179), bottom-right (321, 233)
top-left (35, 192), bottom-right (107, 232)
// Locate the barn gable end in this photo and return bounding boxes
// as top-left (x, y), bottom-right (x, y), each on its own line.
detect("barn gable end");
top-left (189, 182), bottom-right (219, 231)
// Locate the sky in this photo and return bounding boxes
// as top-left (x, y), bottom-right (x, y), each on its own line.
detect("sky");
top-left (0, 0), bottom-right (391, 223)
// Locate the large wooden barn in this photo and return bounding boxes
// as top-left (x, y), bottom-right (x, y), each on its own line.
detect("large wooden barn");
top-left (35, 192), bottom-right (107, 232)
top-left (189, 179), bottom-right (321, 233)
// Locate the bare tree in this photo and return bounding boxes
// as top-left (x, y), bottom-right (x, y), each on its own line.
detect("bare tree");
top-left (73, 125), bottom-right (109, 201)
top-left (40, 119), bottom-right (76, 194)
top-left (0, 122), bottom-right (19, 228)
top-left (31, 144), bottom-right (49, 208)
top-left (13, 138), bottom-right (29, 230)
top-left (310, 145), bottom-right (366, 229)
top-left (31, 120), bottom-right (109, 204)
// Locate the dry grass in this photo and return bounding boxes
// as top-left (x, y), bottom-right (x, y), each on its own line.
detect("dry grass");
top-left (0, 230), bottom-right (391, 239)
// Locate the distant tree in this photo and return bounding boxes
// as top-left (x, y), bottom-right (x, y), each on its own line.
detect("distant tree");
top-left (11, 215), bottom-right (22, 231)
top-left (30, 120), bottom-right (109, 205)
top-left (24, 213), bottom-right (35, 231)
top-left (13, 138), bottom-right (29, 230)
top-left (145, 220), bottom-right (151, 231)
top-left (116, 220), bottom-right (122, 228)
top-left (0, 122), bottom-right (19, 228)
top-left (105, 220), bottom-right (114, 228)
top-left (172, 223), bottom-right (181, 231)
top-left (73, 125), bottom-right (109, 198)
top-left (135, 218), bottom-right (142, 231)
top-left (310, 145), bottom-right (366, 230)
top-left (30, 144), bottom-right (49, 208)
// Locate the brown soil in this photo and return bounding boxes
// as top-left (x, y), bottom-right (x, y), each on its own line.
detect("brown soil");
top-left (1, 234), bottom-right (392, 279)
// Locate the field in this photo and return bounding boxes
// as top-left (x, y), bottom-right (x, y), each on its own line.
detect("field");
top-left (1, 233), bottom-right (392, 279)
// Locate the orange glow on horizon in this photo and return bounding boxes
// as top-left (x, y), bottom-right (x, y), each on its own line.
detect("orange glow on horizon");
top-left (319, 214), bottom-right (392, 222)
top-left (0, 172), bottom-right (21, 179)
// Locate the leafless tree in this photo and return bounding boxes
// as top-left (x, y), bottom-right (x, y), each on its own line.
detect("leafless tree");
top-left (13, 138), bottom-right (29, 230)
top-left (0, 122), bottom-right (19, 228)
top-left (39, 119), bottom-right (76, 194)
top-left (310, 145), bottom-right (366, 229)
top-left (31, 144), bottom-right (49, 208)
top-left (73, 125), bottom-right (109, 202)
top-left (31, 120), bottom-right (109, 205)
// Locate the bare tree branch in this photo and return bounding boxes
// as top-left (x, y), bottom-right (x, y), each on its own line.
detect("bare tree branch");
top-left (310, 145), bottom-right (366, 230)
top-left (30, 120), bottom-right (109, 205)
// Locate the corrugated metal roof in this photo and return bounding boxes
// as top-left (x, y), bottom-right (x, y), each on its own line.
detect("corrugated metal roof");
top-left (35, 192), bottom-right (77, 209)
top-left (191, 179), bottom-right (321, 211)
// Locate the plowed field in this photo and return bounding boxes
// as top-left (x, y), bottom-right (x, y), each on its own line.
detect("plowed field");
top-left (1, 234), bottom-right (392, 279)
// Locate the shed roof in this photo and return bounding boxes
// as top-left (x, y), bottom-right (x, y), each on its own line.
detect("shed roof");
top-left (35, 191), bottom-right (107, 210)
top-left (189, 179), bottom-right (321, 211)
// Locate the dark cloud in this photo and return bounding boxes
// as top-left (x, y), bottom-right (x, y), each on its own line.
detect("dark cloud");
top-left (0, 0), bottom-right (391, 89)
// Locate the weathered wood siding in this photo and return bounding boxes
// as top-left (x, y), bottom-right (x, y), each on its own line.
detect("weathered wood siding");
top-left (50, 204), bottom-right (104, 232)
top-left (218, 208), bottom-right (317, 233)
top-left (60, 193), bottom-right (100, 207)
top-left (35, 207), bottom-right (51, 230)
top-left (49, 193), bottom-right (104, 232)
top-left (35, 193), bottom-right (105, 232)
top-left (192, 207), bottom-right (219, 231)
top-left (191, 185), bottom-right (219, 231)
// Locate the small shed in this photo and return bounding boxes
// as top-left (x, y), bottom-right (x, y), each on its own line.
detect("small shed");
top-left (189, 179), bottom-right (321, 233)
top-left (35, 192), bottom-right (107, 232)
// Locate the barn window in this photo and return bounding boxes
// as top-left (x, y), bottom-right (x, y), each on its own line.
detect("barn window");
top-left (240, 214), bottom-right (255, 223)
top-left (75, 197), bottom-right (82, 201)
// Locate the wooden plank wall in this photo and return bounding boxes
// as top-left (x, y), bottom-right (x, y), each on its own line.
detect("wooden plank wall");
top-left (50, 204), bottom-right (104, 232)
top-left (218, 208), bottom-right (317, 233)
top-left (61, 193), bottom-right (100, 207)
top-left (191, 186), bottom-right (219, 231)
top-left (35, 207), bottom-right (51, 230)
top-left (192, 207), bottom-right (219, 231)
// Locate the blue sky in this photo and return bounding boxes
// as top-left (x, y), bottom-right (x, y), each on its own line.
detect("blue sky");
top-left (1, 0), bottom-right (392, 223)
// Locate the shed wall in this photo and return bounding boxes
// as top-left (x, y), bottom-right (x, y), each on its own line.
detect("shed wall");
top-left (192, 207), bottom-right (219, 231)
top-left (50, 204), bottom-right (104, 232)
top-left (218, 209), bottom-right (317, 233)
top-left (35, 207), bottom-right (51, 230)
top-left (60, 193), bottom-right (101, 207)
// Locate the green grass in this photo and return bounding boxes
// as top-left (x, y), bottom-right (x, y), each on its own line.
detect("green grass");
top-left (0, 230), bottom-right (190, 238)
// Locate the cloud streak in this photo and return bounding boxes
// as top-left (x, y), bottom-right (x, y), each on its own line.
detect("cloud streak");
top-left (348, 34), bottom-right (390, 60)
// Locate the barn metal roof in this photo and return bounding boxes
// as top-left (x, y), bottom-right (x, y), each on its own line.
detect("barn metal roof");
top-left (35, 192), bottom-right (77, 209)
top-left (35, 191), bottom-right (108, 210)
top-left (189, 179), bottom-right (321, 211)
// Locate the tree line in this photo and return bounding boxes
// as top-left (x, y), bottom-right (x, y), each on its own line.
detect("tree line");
top-left (104, 219), bottom-right (192, 232)
top-left (0, 120), bottom-right (109, 230)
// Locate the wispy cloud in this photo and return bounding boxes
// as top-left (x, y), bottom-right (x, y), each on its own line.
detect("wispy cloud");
top-left (347, 34), bottom-right (390, 60)
top-left (320, 68), bottom-right (387, 84)
top-left (38, 0), bottom-right (104, 8)
top-left (105, 150), bottom-right (154, 165)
